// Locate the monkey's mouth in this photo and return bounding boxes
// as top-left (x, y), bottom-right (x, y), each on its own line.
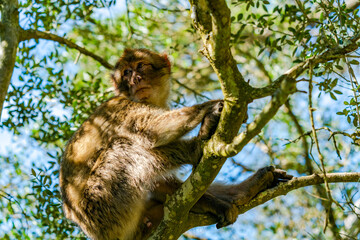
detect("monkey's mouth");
top-left (134, 86), bottom-right (151, 99)
top-left (135, 86), bottom-right (150, 93)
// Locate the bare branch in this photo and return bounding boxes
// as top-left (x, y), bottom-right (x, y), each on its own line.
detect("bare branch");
top-left (19, 28), bottom-right (114, 69)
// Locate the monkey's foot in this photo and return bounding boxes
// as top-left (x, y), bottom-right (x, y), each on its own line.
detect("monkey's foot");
top-left (266, 166), bottom-right (293, 188)
top-left (215, 202), bottom-right (238, 229)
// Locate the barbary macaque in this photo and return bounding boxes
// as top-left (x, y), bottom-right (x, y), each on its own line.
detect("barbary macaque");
top-left (60, 48), bottom-right (292, 240)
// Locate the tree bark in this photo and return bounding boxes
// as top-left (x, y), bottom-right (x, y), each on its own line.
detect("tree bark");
top-left (0, 0), bottom-right (19, 121)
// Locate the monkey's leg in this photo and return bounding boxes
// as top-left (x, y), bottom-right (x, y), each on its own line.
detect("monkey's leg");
top-left (209, 166), bottom-right (292, 205)
top-left (143, 177), bottom-right (238, 231)
top-left (204, 166), bottom-right (293, 228)
top-left (142, 166), bottom-right (292, 233)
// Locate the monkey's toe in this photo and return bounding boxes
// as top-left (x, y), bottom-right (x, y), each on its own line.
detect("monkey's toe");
top-left (272, 168), bottom-right (293, 180)
top-left (268, 167), bottom-right (293, 188)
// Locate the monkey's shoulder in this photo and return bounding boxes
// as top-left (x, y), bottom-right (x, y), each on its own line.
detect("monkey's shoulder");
top-left (62, 96), bottom-right (165, 167)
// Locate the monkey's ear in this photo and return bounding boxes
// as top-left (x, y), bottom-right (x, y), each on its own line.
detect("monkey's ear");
top-left (162, 53), bottom-right (171, 72)
top-left (123, 48), bottom-right (132, 54)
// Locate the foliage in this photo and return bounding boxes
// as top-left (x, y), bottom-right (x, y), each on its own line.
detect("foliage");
top-left (0, 0), bottom-right (360, 239)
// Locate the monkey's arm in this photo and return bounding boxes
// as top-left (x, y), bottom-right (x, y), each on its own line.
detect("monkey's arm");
top-left (148, 100), bottom-right (222, 147)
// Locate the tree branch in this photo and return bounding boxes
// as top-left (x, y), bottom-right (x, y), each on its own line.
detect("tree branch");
top-left (189, 0), bottom-right (250, 142)
top-left (218, 36), bottom-right (360, 156)
top-left (150, 1), bottom-right (360, 239)
top-left (185, 172), bottom-right (360, 229)
top-left (215, 75), bottom-right (296, 157)
top-left (19, 28), bottom-right (114, 69)
top-left (250, 36), bottom-right (360, 100)
top-left (346, 0), bottom-right (360, 10)
top-left (149, 1), bottom-right (248, 239)
top-left (0, 0), bottom-right (19, 121)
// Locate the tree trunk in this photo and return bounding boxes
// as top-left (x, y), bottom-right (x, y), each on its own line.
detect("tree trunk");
top-left (0, 0), bottom-right (19, 121)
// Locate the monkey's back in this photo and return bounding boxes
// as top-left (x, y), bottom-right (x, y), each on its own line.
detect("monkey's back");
top-left (60, 96), bottom-right (168, 240)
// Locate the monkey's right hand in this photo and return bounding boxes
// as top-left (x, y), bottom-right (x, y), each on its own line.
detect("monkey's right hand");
top-left (210, 100), bottom-right (224, 116)
top-left (198, 100), bottom-right (224, 140)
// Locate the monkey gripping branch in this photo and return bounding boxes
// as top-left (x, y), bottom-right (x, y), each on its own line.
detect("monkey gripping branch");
top-left (148, 0), bottom-right (360, 239)
top-left (1, 0), bottom-right (360, 239)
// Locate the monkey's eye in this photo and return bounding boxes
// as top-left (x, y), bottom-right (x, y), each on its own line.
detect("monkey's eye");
top-left (137, 63), bottom-right (144, 70)
top-left (124, 69), bottom-right (132, 76)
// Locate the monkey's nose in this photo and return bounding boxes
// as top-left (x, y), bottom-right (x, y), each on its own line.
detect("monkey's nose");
top-left (130, 75), bottom-right (142, 86)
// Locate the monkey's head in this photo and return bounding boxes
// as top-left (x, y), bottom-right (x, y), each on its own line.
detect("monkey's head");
top-left (112, 48), bottom-right (171, 108)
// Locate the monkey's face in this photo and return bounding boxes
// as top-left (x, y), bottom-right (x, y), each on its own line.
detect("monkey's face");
top-left (112, 49), bottom-right (171, 108)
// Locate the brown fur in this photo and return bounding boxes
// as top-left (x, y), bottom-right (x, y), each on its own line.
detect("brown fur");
top-left (60, 49), bottom-right (292, 240)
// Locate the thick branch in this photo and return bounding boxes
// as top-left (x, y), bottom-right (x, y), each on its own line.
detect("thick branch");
top-left (19, 28), bottom-right (114, 69)
top-left (149, 1), bottom-right (245, 239)
top-left (151, 1), bottom-right (360, 239)
top-left (0, 0), bottom-right (19, 121)
top-left (190, 0), bottom-right (250, 143)
top-left (185, 172), bottom-right (360, 229)
top-left (345, 0), bottom-right (360, 10)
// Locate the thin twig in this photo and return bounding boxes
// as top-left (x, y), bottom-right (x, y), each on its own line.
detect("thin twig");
top-left (125, 0), bottom-right (134, 39)
top-left (308, 62), bottom-right (343, 233)
top-left (172, 78), bottom-right (210, 100)
top-left (143, 1), bottom-right (189, 12)
top-left (284, 100), bottom-right (314, 173)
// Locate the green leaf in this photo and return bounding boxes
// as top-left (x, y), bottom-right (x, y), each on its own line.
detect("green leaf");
top-left (31, 168), bottom-right (36, 176)
top-left (335, 65), bottom-right (344, 70)
top-left (330, 92), bottom-right (337, 100)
